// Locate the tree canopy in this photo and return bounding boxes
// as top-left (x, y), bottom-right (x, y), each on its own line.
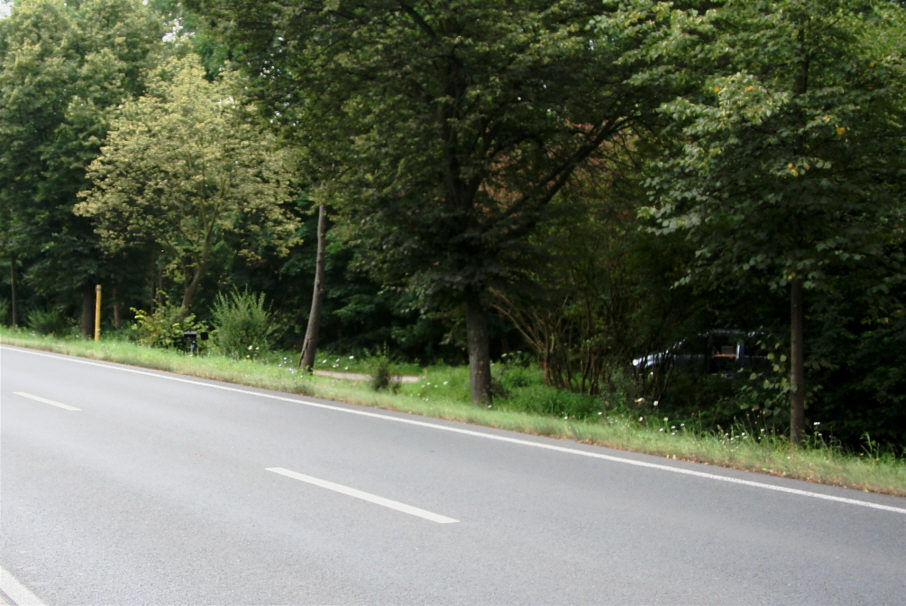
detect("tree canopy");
top-left (2, 0), bottom-right (903, 449)
top-left (76, 54), bottom-right (299, 312)
top-left (637, 0), bottom-right (906, 442)
top-left (183, 0), bottom-right (678, 402)
top-left (0, 0), bottom-right (166, 330)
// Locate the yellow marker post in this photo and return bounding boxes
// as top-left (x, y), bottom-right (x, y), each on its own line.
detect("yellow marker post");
top-left (94, 284), bottom-right (102, 342)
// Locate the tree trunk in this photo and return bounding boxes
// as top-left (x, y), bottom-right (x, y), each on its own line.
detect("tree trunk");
top-left (299, 200), bottom-right (327, 370)
top-left (150, 271), bottom-right (158, 312)
top-left (181, 280), bottom-right (198, 314)
top-left (790, 277), bottom-right (806, 445)
top-left (9, 255), bottom-right (17, 327)
top-left (788, 23), bottom-right (809, 446)
top-left (465, 289), bottom-right (492, 405)
top-left (150, 253), bottom-right (162, 312)
top-left (80, 283), bottom-right (94, 337)
top-left (180, 257), bottom-right (207, 314)
top-left (112, 285), bottom-right (122, 329)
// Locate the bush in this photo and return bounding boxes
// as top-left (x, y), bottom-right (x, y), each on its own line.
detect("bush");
top-left (211, 288), bottom-right (279, 359)
top-left (364, 346), bottom-right (400, 392)
top-left (131, 296), bottom-right (206, 351)
top-left (495, 354), bottom-right (540, 389)
top-left (809, 316), bottom-right (906, 451)
top-left (27, 307), bottom-right (70, 336)
top-left (501, 381), bottom-right (604, 420)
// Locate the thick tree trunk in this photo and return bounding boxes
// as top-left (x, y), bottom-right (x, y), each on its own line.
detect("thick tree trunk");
top-left (9, 255), bottom-right (17, 327)
top-left (299, 201), bottom-right (327, 370)
top-left (80, 283), bottom-right (94, 337)
top-left (790, 277), bottom-right (806, 445)
top-left (465, 289), bottom-right (492, 405)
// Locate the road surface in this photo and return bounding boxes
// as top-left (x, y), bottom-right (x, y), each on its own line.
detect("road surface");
top-left (2, 345), bottom-right (904, 604)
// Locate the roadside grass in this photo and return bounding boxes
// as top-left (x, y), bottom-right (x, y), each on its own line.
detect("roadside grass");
top-left (2, 328), bottom-right (904, 497)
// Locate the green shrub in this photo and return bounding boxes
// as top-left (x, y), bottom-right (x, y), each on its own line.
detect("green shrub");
top-left (503, 383), bottom-right (604, 419)
top-left (210, 288), bottom-right (278, 359)
top-left (27, 307), bottom-right (70, 336)
top-left (0, 298), bottom-right (9, 326)
top-left (495, 357), bottom-right (541, 390)
top-left (364, 346), bottom-right (399, 392)
top-left (809, 317), bottom-right (906, 451)
top-left (131, 296), bottom-right (206, 351)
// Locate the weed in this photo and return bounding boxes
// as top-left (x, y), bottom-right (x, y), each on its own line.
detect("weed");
top-left (364, 346), bottom-right (399, 392)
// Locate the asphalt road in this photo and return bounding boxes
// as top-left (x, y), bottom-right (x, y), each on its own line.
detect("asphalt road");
top-left (1, 345), bottom-right (904, 605)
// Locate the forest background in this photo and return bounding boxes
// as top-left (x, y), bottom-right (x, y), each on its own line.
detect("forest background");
top-left (1, 0), bottom-right (904, 453)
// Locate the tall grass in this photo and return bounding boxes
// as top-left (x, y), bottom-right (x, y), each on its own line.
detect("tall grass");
top-left (2, 327), bottom-right (903, 496)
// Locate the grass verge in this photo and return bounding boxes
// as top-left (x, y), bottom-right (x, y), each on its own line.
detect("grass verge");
top-left (2, 328), bottom-right (904, 497)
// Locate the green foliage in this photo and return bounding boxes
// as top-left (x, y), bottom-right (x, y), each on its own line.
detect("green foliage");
top-left (2, 0), bottom-right (903, 452)
top-left (0, 0), bottom-right (167, 328)
top-left (629, 0), bottom-right (906, 442)
top-left (405, 365), bottom-right (472, 404)
top-left (210, 288), bottom-right (279, 359)
top-left (495, 353), bottom-right (537, 387)
top-left (402, 357), bottom-right (610, 420)
top-left (76, 53), bottom-right (299, 312)
top-left (494, 159), bottom-right (699, 396)
top-left (655, 372), bottom-right (770, 430)
top-left (131, 296), bottom-right (206, 350)
top-left (27, 307), bottom-right (71, 336)
top-left (502, 382), bottom-right (606, 421)
top-left (182, 0), bottom-right (676, 404)
top-left (363, 346), bottom-right (400, 393)
top-left (807, 311), bottom-right (906, 449)
top-left (641, 0), bottom-right (905, 292)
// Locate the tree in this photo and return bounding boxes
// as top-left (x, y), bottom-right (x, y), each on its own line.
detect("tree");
top-left (492, 150), bottom-right (698, 396)
top-left (0, 0), bottom-right (166, 333)
top-left (637, 0), bottom-right (906, 443)
top-left (76, 54), bottom-right (299, 312)
top-left (184, 0), bottom-right (670, 404)
top-left (299, 196), bottom-right (326, 370)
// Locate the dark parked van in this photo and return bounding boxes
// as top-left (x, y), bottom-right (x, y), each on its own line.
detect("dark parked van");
top-left (632, 330), bottom-right (769, 374)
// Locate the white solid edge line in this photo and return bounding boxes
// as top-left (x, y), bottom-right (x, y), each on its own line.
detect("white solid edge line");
top-left (13, 391), bottom-right (81, 412)
top-left (266, 467), bottom-right (459, 524)
top-left (5, 346), bottom-right (906, 516)
top-left (0, 566), bottom-right (47, 606)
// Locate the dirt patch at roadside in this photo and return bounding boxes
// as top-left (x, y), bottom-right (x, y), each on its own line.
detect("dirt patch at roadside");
top-left (313, 370), bottom-right (421, 384)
